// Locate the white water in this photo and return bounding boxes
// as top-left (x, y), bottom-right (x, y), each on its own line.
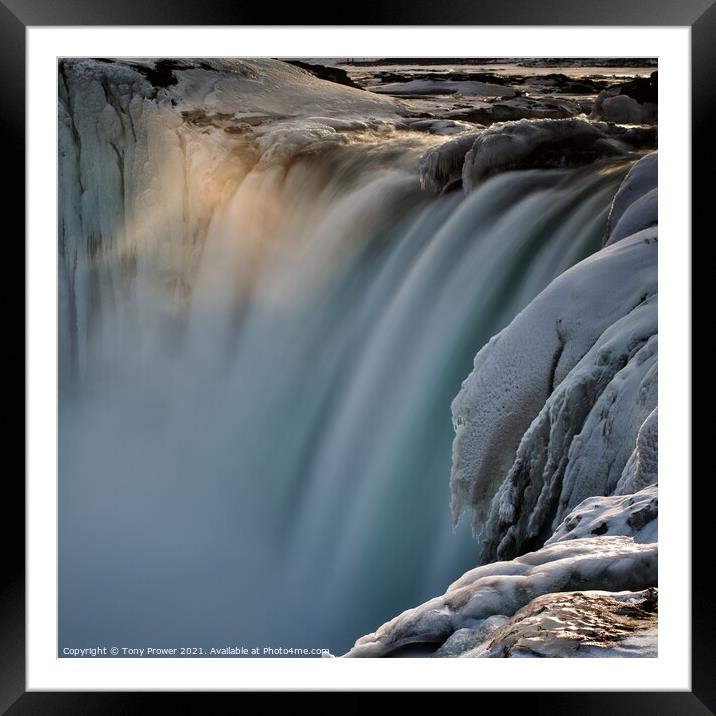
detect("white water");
top-left (59, 123), bottom-right (630, 653)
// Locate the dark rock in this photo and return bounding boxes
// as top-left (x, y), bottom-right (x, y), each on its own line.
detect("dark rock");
top-left (284, 60), bottom-right (363, 90)
top-left (618, 71), bottom-right (658, 105)
top-left (376, 70), bottom-right (509, 86)
top-left (452, 98), bottom-right (579, 125)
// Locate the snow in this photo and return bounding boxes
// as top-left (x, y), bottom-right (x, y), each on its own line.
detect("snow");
top-left (344, 536), bottom-right (657, 657)
top-left (605, 152), bottom-right (658, 245)
top-left (369, 80), bottom-right (516, 97)
top-left (160, 58), bottom-right (400, 117)
top-left (602, 95), bottom-right (648, 124)
top-left (547, 484), bottom-right (657, 546)
top-left (418, 121), bottom-right (656, 196)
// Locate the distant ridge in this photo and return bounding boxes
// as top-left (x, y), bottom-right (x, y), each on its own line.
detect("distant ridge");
top-left (304, 57), bottom-right (658, 68)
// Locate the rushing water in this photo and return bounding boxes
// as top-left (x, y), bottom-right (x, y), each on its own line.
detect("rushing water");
top-left (59, 133), bottom-right (629, 655)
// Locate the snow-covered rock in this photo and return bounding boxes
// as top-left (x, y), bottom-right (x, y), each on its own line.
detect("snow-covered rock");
top-left (405, 118), bottom-right (479, 136)
top-left (450, 96), bottom-right (583, 125)
top-left (461, 118), bottom-right (644, 190)
top-left (370, 79), bottom-right (515, 98)
top-left (418, 119), bottom-right (656, 195)
top-left (344, 536), bottom-right (657, 657)
top-left (547, 484), bottom-right (657, 546)
top-left (467, 588), bottom-right (657, 658)
top-left (591, 72), bottom-right (658, 125)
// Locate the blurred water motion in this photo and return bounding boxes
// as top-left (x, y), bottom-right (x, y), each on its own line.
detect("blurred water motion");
top-left (59, 130), bottom-right (628, 654)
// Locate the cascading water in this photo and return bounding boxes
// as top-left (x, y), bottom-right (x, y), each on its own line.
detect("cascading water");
top-left (58, 60), bottom-right (634, 655)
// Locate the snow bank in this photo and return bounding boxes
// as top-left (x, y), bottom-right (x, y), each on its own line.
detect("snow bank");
top-left (608, 188), bottom-right (657, 245)
top-left (145, 58), bottom-right (399, 117)
top-left (344, 536), bottom-right (657, 657)
top-left (547, 484), bottom-right (657, 546)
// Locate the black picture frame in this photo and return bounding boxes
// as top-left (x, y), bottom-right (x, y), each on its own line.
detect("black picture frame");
top-left (7, 1), bottom-right (703, 711)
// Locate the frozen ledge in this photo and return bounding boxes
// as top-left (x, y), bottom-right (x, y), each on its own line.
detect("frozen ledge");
top-left (344, 536), bottom-right (657, 658)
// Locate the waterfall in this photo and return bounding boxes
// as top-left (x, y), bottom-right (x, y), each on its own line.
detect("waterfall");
top-left (59, 107), bottom-right (631, 653)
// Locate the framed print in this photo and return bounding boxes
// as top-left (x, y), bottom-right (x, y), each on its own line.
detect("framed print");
top-left (9, 0), bottom-right (705, 710)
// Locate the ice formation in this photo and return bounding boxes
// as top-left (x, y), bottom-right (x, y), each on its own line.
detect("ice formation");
top-left (345, 537), bottom-right (657, 657)
top-left (462, 118), bottom-right (658, 190)
top-left (418, 132), bottom-right (482, 193)
top-left (418, 118), bottom-right (655, 195)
